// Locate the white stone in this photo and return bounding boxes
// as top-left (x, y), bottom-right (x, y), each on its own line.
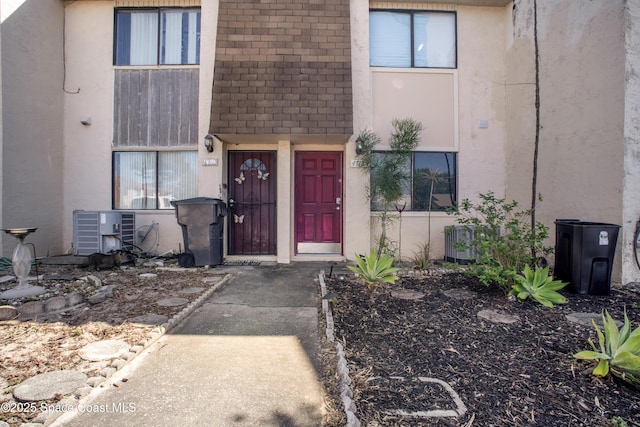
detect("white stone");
top-left (13, 370), bottom-right (87, 401)
top-left (78, 339), bottom-right (130, 361)
top-left (156, 297), bottom-right (189, 307)
top-left (128, 313), bottom-right (169, 327)
top-left (179, 287), bottom-right (205, 294)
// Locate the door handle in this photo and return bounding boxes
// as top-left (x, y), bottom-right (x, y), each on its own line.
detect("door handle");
top-left (336, 197), bottom-right (341, 211)
top-left (229, 198), bottom-right (235, 209)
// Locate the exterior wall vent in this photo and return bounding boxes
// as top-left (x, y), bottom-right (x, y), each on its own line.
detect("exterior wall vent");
top-left (444, 225), bottom-right (476, 264)
top-left (73, 210), bottom-right (135, 255)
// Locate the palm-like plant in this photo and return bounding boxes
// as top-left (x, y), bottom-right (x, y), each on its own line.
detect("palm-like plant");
top-left (348, 250), bottom-right (400, 288)
top-left (574, 309), bottom-right (640, 386)
top-left (509, 265), bottom-right (568, 307)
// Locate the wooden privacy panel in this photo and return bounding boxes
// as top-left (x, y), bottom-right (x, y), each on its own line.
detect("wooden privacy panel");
top-left (113, 69), bottom-right (199, 147)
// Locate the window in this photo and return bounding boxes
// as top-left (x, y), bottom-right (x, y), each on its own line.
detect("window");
top-left (115, 8), bottom-right (201, 66)
top-left (371, 152), bottom-right (456, 211)
top-left (113, 151), bottom-right (198, 210)
top-left (370, 10), bottom-right (456, 68)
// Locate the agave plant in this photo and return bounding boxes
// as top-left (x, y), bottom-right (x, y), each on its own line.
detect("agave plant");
top-left (509, 264), bottom-right (568, 307)
top-left (347, 250), bottom-right (400, 288)
top-left (574, 309), bottom-right (640, 386)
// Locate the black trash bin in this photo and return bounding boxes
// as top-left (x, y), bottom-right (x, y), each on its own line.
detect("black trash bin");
top-left (171, 197), bottom-right (228, 267)
top-left (554, 219), bottom-right (620, 295)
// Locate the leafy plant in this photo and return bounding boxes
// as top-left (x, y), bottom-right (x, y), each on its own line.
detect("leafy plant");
top-left (610, 416), bottom-right (628, 427)
top-left (356, 118), bottom-right (423, 258)
top-left (347, 250), bottom-right (401, 288)
top-left (509, 265), bottom-right (568, 307)
top-left (574, 309), bottom-right (640, 387)
top-left (448, 191), bottom-right (552, 291)
top-left (411, 242), bottom-right (433, 270)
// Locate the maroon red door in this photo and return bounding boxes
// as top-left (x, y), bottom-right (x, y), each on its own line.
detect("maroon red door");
top-left (295, 151), bottom-right (343, 254)
top-left (228, 151), bottom-right (276, 255)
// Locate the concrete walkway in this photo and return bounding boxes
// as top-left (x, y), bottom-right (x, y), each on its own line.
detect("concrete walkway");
top-left (53, 263), bottom-right (326, 427)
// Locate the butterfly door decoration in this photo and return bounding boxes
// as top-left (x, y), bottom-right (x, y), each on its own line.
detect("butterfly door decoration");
top-left (234, 171), bottom-right (246, 185)
top-left (257, 169), bottom-right (270, 181)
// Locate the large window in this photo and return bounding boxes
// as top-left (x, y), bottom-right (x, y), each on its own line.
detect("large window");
top-left (371, 152), bottom-right (457, 211)
top-left (115, 8), bottom-right (201, 66)
top-left (370, 10), bottom-right (456, 68)
top-left (113, 151), bottom-right (198, 210)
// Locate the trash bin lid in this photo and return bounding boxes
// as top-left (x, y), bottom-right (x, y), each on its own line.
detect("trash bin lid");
top-left (170, 197), bottom-right (225, 207)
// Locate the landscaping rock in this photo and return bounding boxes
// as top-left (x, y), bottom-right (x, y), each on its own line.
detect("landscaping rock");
top-left (566, 312), bottom-right (623, 328)
top-left (87, 285), bottom-right (117, 304)
top-left (66, 292), bottom-right (85, 306)
top-left (17, 301), bottom-right (44, 315)
top-left (45, 296), bottom-right (67, 312)
top-left (74, 385), bottom-right (93, 398)
top-left (128, 313), bottom-right (168, 326)
top-left (156, 297), bottom-right (189, 307)
top-left (85, 275), bottom-right (102, 287)
top-left (87, 293), bottom-right (107, 305)
top-left (477, 309), bottom-right (520, 324)
top-left (391, 289), bottom-right (425, 300)
top-left (99, 367), bottom-right (117, 378)
top-left (78, 339), bottom-right (130, 362)
top-left (443, 289), bottom-right (477, 300)
top-left (86, 376), bottom-right (106, 387)
top-left (179, 287), bottom-right (205, 294)
top-left (13, 370), bottom-right (87, 401)
top-left (0, 305), bottom-right (18, 321)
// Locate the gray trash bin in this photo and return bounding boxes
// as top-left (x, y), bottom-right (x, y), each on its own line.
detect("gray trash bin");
top-left (554, 220), bottom-right (620, 295)
top-left (171, 197), bottom-right (228, 267)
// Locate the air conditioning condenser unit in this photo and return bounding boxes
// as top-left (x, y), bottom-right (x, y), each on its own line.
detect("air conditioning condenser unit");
top-left (444, 225), bottom-right (476, 264)
top-left (73, 210), bottom-right (135, 255)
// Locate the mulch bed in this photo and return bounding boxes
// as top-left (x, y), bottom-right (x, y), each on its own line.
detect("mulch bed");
top-left (324, 269), bottom-right (640, 426)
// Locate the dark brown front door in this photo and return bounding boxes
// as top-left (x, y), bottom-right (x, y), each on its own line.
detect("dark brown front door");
top-left (228, 151), bottom-right (276, 255)
top-left (295, 151), bottom-right (343, 254)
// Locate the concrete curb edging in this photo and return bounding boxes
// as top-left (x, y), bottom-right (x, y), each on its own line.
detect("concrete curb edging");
top-left (319, 271), bottom-right (361, 427)
top-left (27, 273), bottom-right (232, 427)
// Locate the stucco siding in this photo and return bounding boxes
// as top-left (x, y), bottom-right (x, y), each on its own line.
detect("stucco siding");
top-left (1, 0), bottom-right (65, 257)
top-left (506, 0), bottom-right (625, 283)
top-left (367, 4), bottom-right (508, 261)
top-left (623, 0), bottom-right (640, 285)
top-left (63, 2), bottom-right (117, 253)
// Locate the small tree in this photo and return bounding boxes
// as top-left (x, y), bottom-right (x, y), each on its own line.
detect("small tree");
top-left (449, 191), bottom-right (552, 291)
top-left (357, 118), bottom-right (423, 258)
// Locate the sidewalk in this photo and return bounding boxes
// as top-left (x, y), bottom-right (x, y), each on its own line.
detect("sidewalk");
top-left (53, 263), bottom-right (326, 427)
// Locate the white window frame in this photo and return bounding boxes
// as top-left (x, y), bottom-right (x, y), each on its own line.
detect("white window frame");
top-left (114, 7), bottom-right (201, 66)
top-left (369, 9), bottom-right (457, 69)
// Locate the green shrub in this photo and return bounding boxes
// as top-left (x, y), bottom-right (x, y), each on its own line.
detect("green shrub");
top-left (574, 309), bottom-right (640, 387)
top-left (348, 250), bottom-right (401, 288)
top-left (411, 242), bottom-right (432, 270)
top-left (448, 192), bottom-right (552, 291)
top-left (610, 416), bottom-right (628, 427)
top-left (509, 265), bottom-right (568, 307)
